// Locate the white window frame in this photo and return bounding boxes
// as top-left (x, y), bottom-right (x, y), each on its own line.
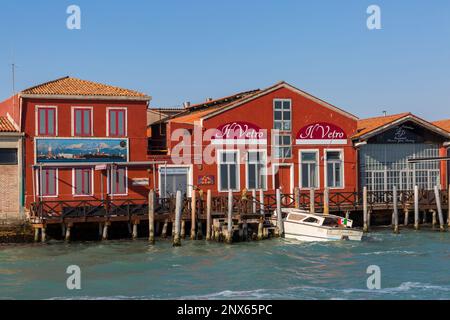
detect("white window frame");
top-left (107, 166), bottom-right (128, 196)
top-left (272, 132), bottom-right (292, 159)
top-left (72, 168), bottom-right (94, 197)
top-left (158, 164), bottom-right (193, 198)
top-left (35, 105), bottom-right (58, 136)
top-left (71, 106), bottom-right (94, 137)
top-left (299, 149), bottom-right (320, 190)
top-left (35, 168), bottom-right (59, 198)
top-left (324, 148), bottom-right (345, 190)
top-left (217, 149), bottom-right (241, 192)
top-left (246, 149), bottom-right (268, 191)
top-left (106, 107), bottom-right (128, 137)
top-left (273, 99), bottom-right (292, 132)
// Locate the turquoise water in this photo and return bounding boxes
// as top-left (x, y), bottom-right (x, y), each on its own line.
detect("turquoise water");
top-left (1, 228), bottom-right (449, 300)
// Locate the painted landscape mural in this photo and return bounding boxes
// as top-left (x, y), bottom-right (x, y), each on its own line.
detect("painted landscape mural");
top-left (35, 138), bottom-right (128, 163)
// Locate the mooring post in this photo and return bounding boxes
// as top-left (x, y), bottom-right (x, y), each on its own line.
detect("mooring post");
top-left (294, 187), bottom-right (300, 209)
top-left (34, 227), bottom-right (39, 242)
top-left (206, 190), bottom-right (212, 241)
top-left (345, 211), bottom-right (350, 220)
top-left (226, 190), bottom-right (233, 244)
top-left (148, 189), bottom-right (155, 244)
top-left (161, 218), bottom-right (168, 238)
top-left (323, 187), bottom-right (330, 216)
top-left (173, 190), bottom-right (182, 246)
top-left (276, 188), bottom-right (284, 237)
top-left (309, 188), bottom-right (315, 214)
top-left (414, 185), bottom-right (420, 230)
top-left (190, 190), bottom-right (197, 240)
top-left (393, 186), bottom-right (399, 234)
top-left (259, 189), bottom-right (265, 215)
top-left (102, 222), bottom-right (109, 240)
top-left (363, 186), bottom-right (369, 232)
top-left (65, 225), bottom-right (71, 242)
top-left (434, 185), bottom-right (445, 232)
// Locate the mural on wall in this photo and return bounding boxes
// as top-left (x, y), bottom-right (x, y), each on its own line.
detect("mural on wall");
top-left (296, 122), bottom-right (347, 145)
top-left (211, 122), bottom-right (267, 145)
top-left (35, 138), bottom-right (128, 163)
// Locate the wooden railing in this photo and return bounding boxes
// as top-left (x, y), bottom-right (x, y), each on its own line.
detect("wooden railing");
top-left (30, 189), bottom-right (448, 220)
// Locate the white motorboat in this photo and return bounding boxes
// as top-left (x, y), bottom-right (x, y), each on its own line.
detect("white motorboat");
top-left (274, 208), bottom-right (364, 242)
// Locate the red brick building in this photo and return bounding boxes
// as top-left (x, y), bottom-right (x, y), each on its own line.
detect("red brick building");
top-left (148, 81), bottom-right (359, 197)
top-left (0, 77), bottom-right (157, 215)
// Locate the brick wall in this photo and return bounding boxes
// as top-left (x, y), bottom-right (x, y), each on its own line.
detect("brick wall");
top-left (0, 165), bottom-right (19, 219)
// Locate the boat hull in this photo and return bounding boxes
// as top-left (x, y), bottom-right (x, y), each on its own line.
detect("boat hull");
top-left (283, 221), bottom-right (363, 242)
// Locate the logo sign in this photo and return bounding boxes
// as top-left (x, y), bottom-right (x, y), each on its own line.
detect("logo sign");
top-left (132, 178), bottom-right (149, 186)
top-left (296, 123), bottom-right (347, 145)
top-left (198, 175), bottom-right (215, 186)
top-left (212, 122), bottom-right (266, 145)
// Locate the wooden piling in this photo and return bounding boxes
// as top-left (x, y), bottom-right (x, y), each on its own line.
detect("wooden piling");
top-left (226, 190), bottom-right (233, 244)
top-left (294, 187), bottom-right (300, 209)
top-left (276, 189), bottom-right (284, 237)
top-left (414, 185), bottom-right (420, 230)
top-left (206, 190), bottom-right (212, 241)
top-left (61, 223), bottom-right (66, 237)
top-left (404, 208), bottom-right (409, 227)
top-left (252, 190), bottom-right (257, 213)
top-left (98, 223), bottom-right (103, 237)
top-left (41, 227), bottom-right (46, 243)
top-left (34, 227), bottom-right (39, 242)
top-left (434, 186), bottom-right (445, 232)
top-left (173, 190), bottom-right (182, 246)
top-left (257, 217), bottom-right (264, 240)
top-left (309, 189), bottom-right (315, 214)
top-left (259, 189), bottom-right (265, 214)
top-left (181, 220), bottom-right (186, 239)
top-left (323, 187), bottom-right (330, 216)
top-left (448, 186), bottom-right (450, 228)
top-left (132, 221), bottom-right (138, 240)
top-left (148, 190), bottom-right (155, 244)
top-left (102, 222), bottom-right (109, 240)
top-left (65, 225), bottom-right (71, 242)
top-left (161, 219), bottom-right (168, 238)
top-left (393, 186), bottom-right (399, 234)
top-left (345, 211), bottom-right (350, 220)
top-left (197, 221), bottom-right (203, 240)
top-left (190, 190), bottom-right (197, 240)
top-left (432, 210), bottom-right (437, 229)
top-left (363, 186), bottom-right (369, 232)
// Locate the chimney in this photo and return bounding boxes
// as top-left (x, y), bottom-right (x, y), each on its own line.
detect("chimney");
top-left (206, 97), bottom-right (213, 102)
top-left (382, 110), bottom-right (387, 117)
top-left (183, 101), bottom-right (191, 109)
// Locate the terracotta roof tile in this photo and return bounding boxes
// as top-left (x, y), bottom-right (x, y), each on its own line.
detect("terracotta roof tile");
top-left (21, 76), bottom-right (149, 98)
top-left (433, 119), bottom-right (450, 132)
top-left (353, 113), bottom-right (411, 139)
top-left (0, 117), bottom-right (18, 132)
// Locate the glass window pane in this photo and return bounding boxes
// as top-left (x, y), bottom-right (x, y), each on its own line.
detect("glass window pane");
top-left (229, 164), bottom-right (237, 189)
top-left (282, 101), bottom-right (291, 109)
top-left (274, 122), bottom-right (282, 130)
top-left (118, 111), bottom-right (125, 135)
top-left (274, 111), bottom-right (282, 120)
top-left (327, 151), bottom-right (341, 160)
top-left (327, 163), bottom-right (334, 187)
top-left (283, 111), bottom-right (291, 120)
top-left (248, 164), bottom-right (256, 189)
top-left (335, 164), bottom-right (341, 187)
top-left (75, 110), bottom-right (82, 135)
top-left (84, 110), bottom-right (91, 135)
top-left (302, 164), bottom-right (309, 187)
top-left (110, 111), bottom-right (116, 135)
top-left (47, 110), bottom-right (55, 134)
top-left (39, 109), bottom-right (46, 134)
top-left (302, 152), bottom-right (316, 162)
top-left (220, 165), bottom-right (228, 190)
top-left (274, 101), bottom-right (282, 109)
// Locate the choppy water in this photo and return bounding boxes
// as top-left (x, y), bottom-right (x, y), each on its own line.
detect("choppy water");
top-left (1, 228), bottom-right (449, 300)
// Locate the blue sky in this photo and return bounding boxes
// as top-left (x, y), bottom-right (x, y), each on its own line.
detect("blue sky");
top-left (0, 0), bottom-right (449, 120)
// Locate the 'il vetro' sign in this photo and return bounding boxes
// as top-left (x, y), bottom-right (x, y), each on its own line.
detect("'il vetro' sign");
top-left (296, 123), bottom-right (347, 145)
top-left (212, 122), bottom-right (267, 145)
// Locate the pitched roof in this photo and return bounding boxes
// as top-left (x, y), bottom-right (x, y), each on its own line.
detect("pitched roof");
top-left (353, 113), bottom-right (411, 139)
top-left (0, 117), bottom-right (18, 132)
top-left (21, 76), bottom-right (150, 99)
top-left (168, 81), bottom-right (358, 124)
top-left (433, 119), bottom-right (450, 132)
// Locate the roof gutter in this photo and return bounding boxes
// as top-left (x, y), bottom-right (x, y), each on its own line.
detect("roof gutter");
top-left (20, 93), bottom-right (151, 102)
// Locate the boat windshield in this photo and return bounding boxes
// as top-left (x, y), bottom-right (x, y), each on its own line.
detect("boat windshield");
top-left (322, 217), bottom-right (339, 227)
